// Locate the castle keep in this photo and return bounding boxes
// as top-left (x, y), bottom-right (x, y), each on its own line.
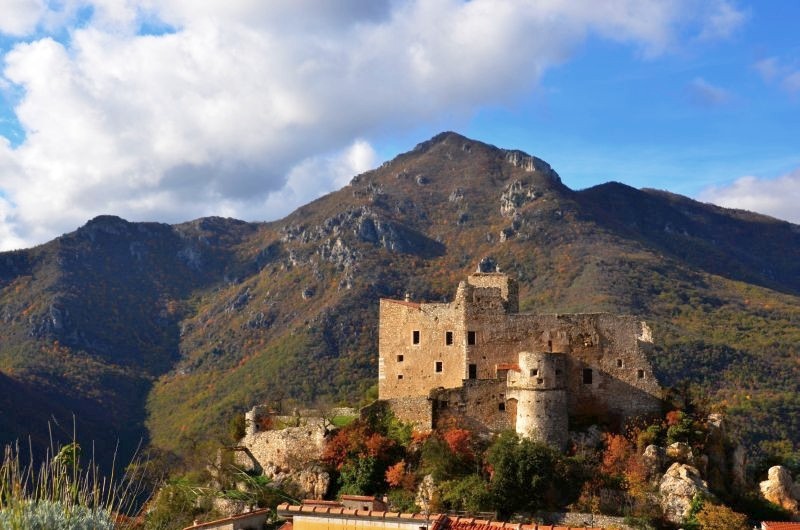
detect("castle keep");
top-left (378, 267), bottom-right (662, 448)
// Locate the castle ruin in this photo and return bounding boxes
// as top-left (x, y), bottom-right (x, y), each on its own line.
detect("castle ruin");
top-left (378, 264), bottom-right (662, 448)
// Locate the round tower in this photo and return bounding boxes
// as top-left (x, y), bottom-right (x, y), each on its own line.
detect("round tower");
top-left (506, 351), bottom-right (568, 450)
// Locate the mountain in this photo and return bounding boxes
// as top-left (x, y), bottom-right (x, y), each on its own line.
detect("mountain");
top-left (1, 132), bottom-right (798, 469)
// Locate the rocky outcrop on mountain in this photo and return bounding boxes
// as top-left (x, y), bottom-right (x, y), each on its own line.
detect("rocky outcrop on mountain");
top-left (642, 445), bottom-right (666, 480)
top-left (658, 463), bottom-right (710, 524)
top-left (760, 466), bottom-right (800, 513)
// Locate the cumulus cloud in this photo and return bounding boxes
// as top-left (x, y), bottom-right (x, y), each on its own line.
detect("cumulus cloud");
top-left (698, 169), bottom-right (800, 224)
top-left (687, 77), bottom-right (731, 107)
top-left (0, 0), bottom-right (746, 250)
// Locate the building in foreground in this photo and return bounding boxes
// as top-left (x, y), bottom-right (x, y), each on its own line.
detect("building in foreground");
top-left (277, 502), bottom-right (605, 530)
top-left (378, 266), bottom-right (662, 448)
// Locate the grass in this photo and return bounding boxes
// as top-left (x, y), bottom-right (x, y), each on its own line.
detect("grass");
top-left (0, 434), bottom-right (145, 530)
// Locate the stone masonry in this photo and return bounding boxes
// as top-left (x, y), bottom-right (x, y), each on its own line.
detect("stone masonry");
top-left (378, 266), bottom-right (662, 447)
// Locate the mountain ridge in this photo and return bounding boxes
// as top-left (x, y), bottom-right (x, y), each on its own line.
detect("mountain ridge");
top-left (0, 132), bottom-right (797, 471)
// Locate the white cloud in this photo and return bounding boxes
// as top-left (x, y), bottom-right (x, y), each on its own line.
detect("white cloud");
top-left (687, 77), bottom-right (731, 107)
top-left (753, 56), bottom-right (800, 94)
top-left (0, 0), bottom-right (46, 36)
top-left (754, 57), bottom-right (779, 82)
top-left (0, 0), bottom-right (746, 250)
top-left (696, 0), bottom-right (746, 41)
top-left (782, 71), bottom-right (800, 93)
top-left (698, 169), bottom-right (800, 224)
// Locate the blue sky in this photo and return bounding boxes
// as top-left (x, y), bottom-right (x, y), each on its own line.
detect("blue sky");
top-left (0, 0), bottom-right (798, 250)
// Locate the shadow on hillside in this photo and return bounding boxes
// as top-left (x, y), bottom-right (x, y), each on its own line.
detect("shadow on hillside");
top-left (576, 183), bottom-right (800, 296)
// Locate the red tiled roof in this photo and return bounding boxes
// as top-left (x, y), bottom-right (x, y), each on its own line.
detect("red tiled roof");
top-left (302, 500), bottom-right (343, 506)
top-left (762, 523), bottom-right (800, 530)
top-left (442, 517), bottom-right (602, 530)
top-left (277, 504), bottom-right (604, 530)
top-left (341, 495), bottom-right (377, 502)
top-left (182, 508), bottom-right (271, 530)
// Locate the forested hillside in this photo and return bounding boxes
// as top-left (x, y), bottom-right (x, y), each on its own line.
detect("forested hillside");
top-left (0, 132), bottom-right (797, 470)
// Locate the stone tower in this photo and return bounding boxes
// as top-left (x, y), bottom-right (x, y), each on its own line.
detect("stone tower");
top-left (507, 351), bottom-right (568, 449)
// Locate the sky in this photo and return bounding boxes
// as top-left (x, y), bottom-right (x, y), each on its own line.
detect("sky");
top-left (0, 0), bottom-right (798, 251)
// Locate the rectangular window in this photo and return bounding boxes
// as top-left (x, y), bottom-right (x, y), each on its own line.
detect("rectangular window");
top-left (530, 368), bottom-right (538, 377)
top-left (397, 355), bottom-right (404, 362)
top-left (397, 374), bottom-right (403, 380)
top-left (412, 330), bottom-right (420, 344)
top-left (445, 331), bottom-right (453, 345)
top-left (582, 368), bottom-right (593, 385)
top-left (435, 361), bottom-right (443, 373)
top-left (617, 359), bottom-right (624, 368)
top-left (467, 331), bottom-right (476, 345)
top-left (468, 363), bottom-right (477, 379)
top-left (637, 369), bottom-right (645, 379)
top-left (498, 402), bottom-right (506, 411)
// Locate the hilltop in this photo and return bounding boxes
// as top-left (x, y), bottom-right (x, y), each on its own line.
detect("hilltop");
top-left (0, 132), bottom-right (798, 469)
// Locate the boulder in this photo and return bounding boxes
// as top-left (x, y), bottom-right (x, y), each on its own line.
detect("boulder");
top-left (658, 463), bottom-right (710, 524)
top-left (759, 465), bottom-right (799, 513)
top-left (416, 474), bottom-right (440, 513)
top-left (642, 444), bottom-right (665, 478)
top-left (297, 465), bottom-right (330, 500)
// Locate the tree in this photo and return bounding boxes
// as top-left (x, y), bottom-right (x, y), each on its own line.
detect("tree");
top-left (695, 503), bottom-right (749, 530)
top-left (440, 474), bottom-right (491, 514)
top-left (485, 431), bottom-right (558, 518)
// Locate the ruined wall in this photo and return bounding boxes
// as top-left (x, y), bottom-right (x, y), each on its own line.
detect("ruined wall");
top-left (464, 311), bottom-right (661, 421)
top-left (236, 418), bottom-right (327, 474)
top-left (379, 397), bottom-right (434, 430)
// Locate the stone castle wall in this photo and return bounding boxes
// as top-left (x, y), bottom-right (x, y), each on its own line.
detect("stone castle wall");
top-left (378, 271), bottom-right (662, 438)
top-left (432, 379), bottom-right (510, 432)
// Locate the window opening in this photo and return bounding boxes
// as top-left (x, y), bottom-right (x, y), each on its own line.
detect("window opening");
top-left (397, 374), bottom-right (403, 380)
top-left (617, 359), bottom-right (623, 368)
top-left (397, 355), bottom-right (404, 362)
top-left (498, 402), bottom-right (506, 411)
top-left (435, 361), bottom-right (443, 373)
top-left (467, 331), bottom-right (476, 345)
top-left (547, 340), bottom-right (553, 352)
top-left (468, 364), bottom-right (477, 379)
top-left (445, 331), bottom-right (453, 345)
top-left (412, 330), bottom-right (420, 344)
top-left (582, 368), bottom-right (593, 385)
top-left (530, 368), bottom-right (538, 377)
top-left (637, 369), bottom-right (645, 379)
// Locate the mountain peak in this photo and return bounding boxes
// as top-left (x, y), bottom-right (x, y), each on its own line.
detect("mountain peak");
top-left (404, 131), bottom-right (561, 183)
